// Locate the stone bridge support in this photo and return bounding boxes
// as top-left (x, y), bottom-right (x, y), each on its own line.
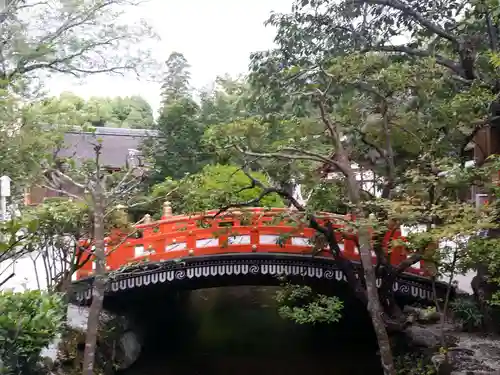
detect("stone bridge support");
top-left (42, 304), bottom-right (145, 373)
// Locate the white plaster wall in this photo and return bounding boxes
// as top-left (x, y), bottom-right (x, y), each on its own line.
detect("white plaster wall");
top-left (454, 271), bottom-right (475, 294)
top-left (0, 233), bottom-right (78, 292)
top-left (0, 252), bottom-right (57, 292)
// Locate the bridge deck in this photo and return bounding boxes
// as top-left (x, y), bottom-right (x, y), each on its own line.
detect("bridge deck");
top-left (75, 207), bottom-right (429, 280)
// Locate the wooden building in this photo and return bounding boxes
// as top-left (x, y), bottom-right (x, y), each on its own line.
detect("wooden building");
top-left (470, 125), bottom-right (500, 207)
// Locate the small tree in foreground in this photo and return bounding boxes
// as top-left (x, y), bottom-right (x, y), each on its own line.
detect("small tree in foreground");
top-left (40, 139), bottom-right (175, 375)
top-left (21, 199), bottom-right (93, 293)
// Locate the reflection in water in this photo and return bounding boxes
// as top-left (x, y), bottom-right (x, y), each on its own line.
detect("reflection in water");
top-left (122, 286), bottom-right (382, 375)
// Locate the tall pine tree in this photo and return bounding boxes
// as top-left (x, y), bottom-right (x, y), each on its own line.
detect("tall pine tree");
top-left (149, 52), bottom-right (207, 181)
top-left (160, 52), bottom-right (192, 106)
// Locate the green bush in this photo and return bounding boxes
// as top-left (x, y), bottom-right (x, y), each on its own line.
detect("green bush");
top-left (394, 352), bottom-right (436, 375)
top-left (0, 290), bottom-right (65, 375)
top-left (275, 283), bottom-right (343, 324)
top-left (450, 296), bottom-right (483, 331)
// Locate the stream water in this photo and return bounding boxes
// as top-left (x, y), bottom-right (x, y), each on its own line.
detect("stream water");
top-left (121, 286), bottom-right (383, 375)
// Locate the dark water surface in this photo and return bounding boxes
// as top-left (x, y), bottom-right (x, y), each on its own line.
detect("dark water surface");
top-left (122, 286), bottom-right (383, 375)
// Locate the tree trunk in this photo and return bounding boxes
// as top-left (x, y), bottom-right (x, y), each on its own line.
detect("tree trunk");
top-left (343, 167), bottom-right (396, 375)
top-left (82, 183), bottom-right (107, 375)
top-left (378, 270), bottom-right (405, 329)
top-left (471, 265), bottom-right (500, 334)
top-left (358, 229), bottom-right (397, 375)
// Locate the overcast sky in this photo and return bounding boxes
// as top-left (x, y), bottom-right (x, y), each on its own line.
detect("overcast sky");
top-left (47, 0), bottom-right (293, 114)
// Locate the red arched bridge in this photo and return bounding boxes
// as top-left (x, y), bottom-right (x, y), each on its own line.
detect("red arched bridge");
top-left (70, 206), bottom-right (450, 306)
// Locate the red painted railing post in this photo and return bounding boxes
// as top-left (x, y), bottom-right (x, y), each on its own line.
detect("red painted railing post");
top-left (186, 230), bottom-right (196, 256)
top-left (250, 226), bottom-right (259, 252)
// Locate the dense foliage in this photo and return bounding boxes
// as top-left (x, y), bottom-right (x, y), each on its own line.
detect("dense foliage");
top-left (0, 291), bottom-right (65, 375)
top-left (147, 164), bottom-right (284, 215)
top-left (275, 284), bottom-right (343, 325)
top-left (150, 97), bottom-right (206, 180)
top-left (30, 93), bottom-right (155, 129)
top-left (0, 1), bottom-right (160, 372)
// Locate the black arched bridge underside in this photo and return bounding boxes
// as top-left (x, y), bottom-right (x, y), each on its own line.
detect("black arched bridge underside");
top-left (69, 253), bottom-right (452, 310)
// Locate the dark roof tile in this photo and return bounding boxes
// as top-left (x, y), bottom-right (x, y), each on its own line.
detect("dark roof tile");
top-left (60, 127), bottom-right (157, 168)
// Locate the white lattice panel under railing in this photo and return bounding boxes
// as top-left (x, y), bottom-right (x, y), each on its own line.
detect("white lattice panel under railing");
top-left (291, 237), bottom-right (310, 246)
top-left (165, 242), bottom-right (187, 252)
top-left (196, 238), bottom-right (219, 248)
top-left (259, 235), bottom-right (280, 245)
top-left (228, 235), bottom-right (251, 245)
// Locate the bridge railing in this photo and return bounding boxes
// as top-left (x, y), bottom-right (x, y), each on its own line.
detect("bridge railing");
top-left (75, 207), bottom-right (427, 279)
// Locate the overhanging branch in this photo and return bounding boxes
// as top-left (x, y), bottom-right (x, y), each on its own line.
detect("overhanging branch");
top-left (215, 168), bottom-right (329, 237)
top-left (367, 45), bottom-right (463, 75)
top-left (215, 166), bottom-right (370, 305)
top-left (0, 273), bottom-right (15, 288)
top-left (396, 253), bottom-right (423, 273)
top-left (357, 0), bottom-right (458, 44)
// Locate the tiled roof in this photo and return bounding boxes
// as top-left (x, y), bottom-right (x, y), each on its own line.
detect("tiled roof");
top-left (60, 127), bottom-right (158, 168)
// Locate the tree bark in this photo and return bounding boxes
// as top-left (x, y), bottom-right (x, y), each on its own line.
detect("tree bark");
top-left (82, 181), bottom-right (106, 375)
top-left (344, 167), bottom-right (396, 375)
top-left (471, 265), bottom-right (500, 334)
top-left (378, 269), bottom-right (404, 324)
top-left (358, 228), bottom-right (397, 375)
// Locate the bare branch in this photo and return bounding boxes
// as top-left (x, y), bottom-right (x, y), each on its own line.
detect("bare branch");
top-left (217, 169), bottom-right (303, 212)
top-left (105, 168), bottom-right (146, 204)
top-left (380, 102), bottom-right (396, 199)
top-left (356, 0), bottom-right (457, 44)
top-left (367, 45), bottom-right (462, 75)
top-left (105, 186), bottom-right (179, 218)
top-left (48, 168), bottom-right (86, 190)
top-left (316, 98), bottom-right (342, 149)
top-left (315, 89), bottom-right (339, 146)
top-left (16, 36), bottom-right (128, 78)
top-left (39, 183), bottom-right (82, 202)
top-left (211, 165), bottom-right (369, 306)
top-left (281, 147), bottom-right (339, 166)
top-left (234, 145), bottom-right (334, 166)
top-left (214, 167), bottom-right (330, 235)
top-left (108, 167), bottom-right (137, 197)
top-left (0, 273), bottom-right (15, 288)
top-left (396, 253), bottom-right (423, 273)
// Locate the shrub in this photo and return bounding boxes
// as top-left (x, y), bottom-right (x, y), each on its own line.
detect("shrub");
top-left (0, 290), bottom-right (65, 375)
top-left (394, 352), bottom-right (436, 375)
top-left (450, 296), bottom-right (483, 331)
top-left (275, 283), bottom-right (343, 324)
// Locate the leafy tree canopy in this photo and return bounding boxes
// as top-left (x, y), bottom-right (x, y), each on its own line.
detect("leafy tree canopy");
top-left (198, 74), bottom-right (254, 127)
top-left (149, 164), bottom-right (285, 215)
top-left (0, 91), bottom-right (65, 191)
top-left (148, 52), bottom-right (208, 181)
top-left (199, 0), bottom-right (500, 363)
top-left (28, 93), bottom-right (155, 129)
top-left (148, 97), bottom-right (206, 181)
top-left (0, 0), bottom-right (158, 90)
top-left (0, 0), bottom-right (159, 189)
